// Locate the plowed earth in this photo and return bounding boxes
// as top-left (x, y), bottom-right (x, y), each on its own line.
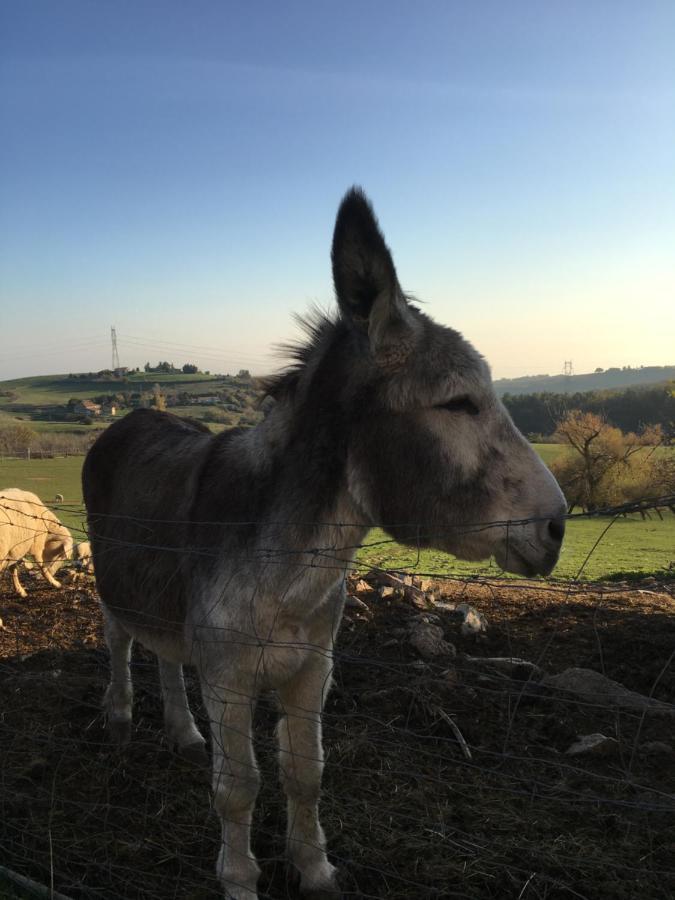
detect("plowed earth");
top-left (1, 574), bottom-right (674, 900)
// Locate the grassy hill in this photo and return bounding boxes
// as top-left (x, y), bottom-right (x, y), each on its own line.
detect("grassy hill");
top-left (0, 372), bottom-right (238, 405)
top-left (0, 371), bottom-right (262, 436)
top-left (5, 364), bottom-right (675, 402)
top-left (494, 365), bottom-right (675, 396)
top-left (4, 367), bottom-right (674, 428)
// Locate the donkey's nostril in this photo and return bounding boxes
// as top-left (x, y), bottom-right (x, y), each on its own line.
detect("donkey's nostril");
top-left (548, 517), bottom-right (565, 544)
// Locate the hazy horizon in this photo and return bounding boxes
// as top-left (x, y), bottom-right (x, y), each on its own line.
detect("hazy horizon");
top-left (2, 353), bottom-right (674, 387)
top-left (2, 2), bottom-right (674, 382)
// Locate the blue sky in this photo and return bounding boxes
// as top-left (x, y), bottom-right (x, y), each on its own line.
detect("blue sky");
top-left (1, 0), bottom-right (673, 380)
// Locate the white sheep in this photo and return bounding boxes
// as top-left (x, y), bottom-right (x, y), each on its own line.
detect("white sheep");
top-left (0, 488), bottom-right (73, 598)
top-left (73, 540), bottom-right (94, 574)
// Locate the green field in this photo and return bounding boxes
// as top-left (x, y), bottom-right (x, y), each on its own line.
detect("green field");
top-left (531, 442), bottom-right (569, 465)
top-left (0, 372), bottom-right (225, 406)
top-left (0, 457), bottom-right (89, 540)
top-left (125, 372), bottom-right (220, 384)
top-left (1, 452), bottom-right (672, 581)
top-left (0, 372), bottom-right (260, 440)
top-left (358, 515), bottom-right (674, 581)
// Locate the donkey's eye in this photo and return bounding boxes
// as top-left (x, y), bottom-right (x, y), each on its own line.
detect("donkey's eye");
top-left (437, 396), bottom-right (480, 416)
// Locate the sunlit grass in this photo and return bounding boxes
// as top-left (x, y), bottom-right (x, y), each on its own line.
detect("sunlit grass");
top-left (1, 452), bottom-right (672, 581)
top-left (357, 513), bottom-right (674, 581)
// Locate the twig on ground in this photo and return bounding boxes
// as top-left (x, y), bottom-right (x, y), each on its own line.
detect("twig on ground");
top-left (432, 705), bottom-right (473, 760)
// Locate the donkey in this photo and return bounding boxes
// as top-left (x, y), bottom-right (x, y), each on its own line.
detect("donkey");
top-left (83, 188), bottom-right (566, 899)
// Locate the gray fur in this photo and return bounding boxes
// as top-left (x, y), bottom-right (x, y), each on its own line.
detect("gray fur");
top-left (83, 187), bottom-right (566, 899)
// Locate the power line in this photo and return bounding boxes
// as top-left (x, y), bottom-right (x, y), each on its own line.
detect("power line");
top-left (117, 332), bottom-right (278, 362)
top-left (117, 336), bottom-right (277, 371)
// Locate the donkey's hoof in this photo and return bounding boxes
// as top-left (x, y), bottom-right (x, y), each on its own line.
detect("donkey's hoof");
top-left (299, 870), bottom-right (341, 900)
top-left (107, 719), bottom-right (132, 744)
top-left (179, 740), bottom-right (209, 769)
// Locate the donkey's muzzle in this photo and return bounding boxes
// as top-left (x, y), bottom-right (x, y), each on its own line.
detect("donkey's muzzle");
top-left (495, 511), bottom-right (566, 577)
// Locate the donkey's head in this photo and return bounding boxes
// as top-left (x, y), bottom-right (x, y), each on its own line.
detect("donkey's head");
top-left (326, 188), bottom-right (566, 576)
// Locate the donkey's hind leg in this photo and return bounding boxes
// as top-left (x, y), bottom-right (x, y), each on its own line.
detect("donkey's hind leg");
top-left (158, 658), bottom-right (208, 766)
top-left (102, 608), bottom-right (134, 743)
top-left (276, 649), bottom-right (339, 898)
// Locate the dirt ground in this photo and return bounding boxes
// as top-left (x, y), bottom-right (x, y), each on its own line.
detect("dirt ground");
top-left (1, 572), bottom-right (674, 900)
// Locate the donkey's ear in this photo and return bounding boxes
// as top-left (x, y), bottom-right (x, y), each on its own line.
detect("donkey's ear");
top-left (331, 188), bottom-right (416, 355)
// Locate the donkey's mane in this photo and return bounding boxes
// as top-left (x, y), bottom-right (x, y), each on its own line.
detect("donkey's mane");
top-left (260, 306), bottom-right (342, 403)
top-left (260, 294), bottom-right (424, 405)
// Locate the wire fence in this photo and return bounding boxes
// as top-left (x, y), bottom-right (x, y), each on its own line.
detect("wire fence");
top-left (1, 495), bottom-right (674, 899)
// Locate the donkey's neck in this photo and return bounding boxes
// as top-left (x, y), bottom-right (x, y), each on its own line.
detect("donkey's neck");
top-left (193, 320), bottom-right (372, 599)
top-left (230, 390), bottom-right (370, 570)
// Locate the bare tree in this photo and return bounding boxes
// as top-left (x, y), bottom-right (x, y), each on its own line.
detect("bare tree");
top-left (551, 411), bottom-right (663, 511)
top-left (0, 424), bottom-right (37, 458)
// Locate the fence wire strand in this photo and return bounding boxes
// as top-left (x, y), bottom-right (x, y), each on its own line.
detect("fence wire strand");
top-left (0, 491), bottom-right (674, 899)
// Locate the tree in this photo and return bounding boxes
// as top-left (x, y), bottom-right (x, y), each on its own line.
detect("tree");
top-left (0, 423), bottom-right (38, 457)
top-left (551, 411), bottom-right (663, 511)
top-left (501, 383), bottom-right (675, 438)
top-left (152, 384), bottom-right (166, 412)
top-left (182, 363), bottom-right (199, 374)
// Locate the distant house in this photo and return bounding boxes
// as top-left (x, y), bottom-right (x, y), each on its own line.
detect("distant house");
top-left (74, 399), bottom-right (102, 417)
top-left (195, 396), bottom-right (220, 406)
top-left (113, 367), bottom-right (129, 377)
top-left (101, 402), bottom-right (117, 416)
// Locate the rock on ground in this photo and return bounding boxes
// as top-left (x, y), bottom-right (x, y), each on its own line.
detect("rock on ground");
top-left (408, 621), bottom-right (456, 660)
top-left (544, 667), bottom-right (675, 715)
top-left (566, 733), bottom-right (618, 756)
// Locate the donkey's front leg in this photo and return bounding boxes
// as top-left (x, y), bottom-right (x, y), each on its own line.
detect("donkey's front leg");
top-left (158, 658), bottom-right (208, 766)
top-left (276, 649), bottom-right (339, 898)
top-left (201, 674), bottom-right (261, 900)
